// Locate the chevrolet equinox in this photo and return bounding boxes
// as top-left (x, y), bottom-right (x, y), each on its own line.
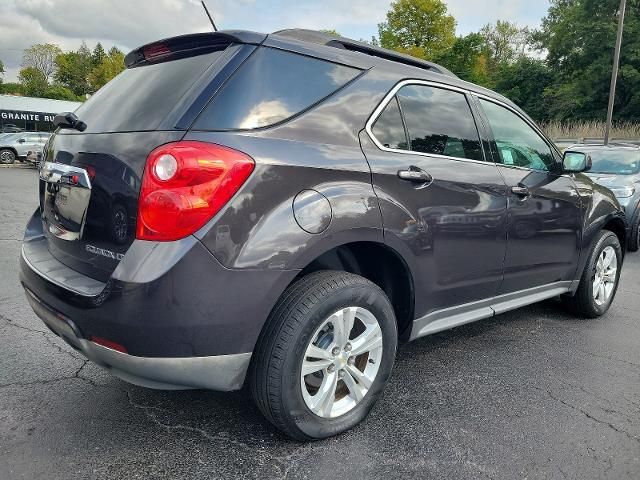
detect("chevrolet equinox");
top-left (21, 29), bottom-right (627, 440)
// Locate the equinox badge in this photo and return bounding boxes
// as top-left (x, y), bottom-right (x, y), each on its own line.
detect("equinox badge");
top-left (85, 244), bottom-right (124, 261)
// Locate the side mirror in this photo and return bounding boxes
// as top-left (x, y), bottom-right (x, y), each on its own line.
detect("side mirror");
top-left (563, 151), bottom-right (592, 173)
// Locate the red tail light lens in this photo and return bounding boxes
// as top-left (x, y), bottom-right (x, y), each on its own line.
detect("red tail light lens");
top-left (136, 141), bottom-right (254, 241)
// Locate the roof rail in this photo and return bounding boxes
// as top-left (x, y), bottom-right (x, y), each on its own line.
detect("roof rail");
top-left (272, 29), bottom-right (457, 78)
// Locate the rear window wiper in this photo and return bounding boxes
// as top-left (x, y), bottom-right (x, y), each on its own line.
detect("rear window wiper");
top-left (53, 112), bottom-right (87, 132)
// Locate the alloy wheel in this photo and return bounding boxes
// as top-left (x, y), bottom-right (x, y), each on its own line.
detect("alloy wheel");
top-left (300, 306), bottom-right (383, 418)
top-left (592, 246), bottom-right (618, 306)
top-left (0, 150), bottom-right (15, 164)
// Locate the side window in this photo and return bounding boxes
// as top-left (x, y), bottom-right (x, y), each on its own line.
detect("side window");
top-left (193, 47), bottom-right (361, 130)
top-left (396, 85), bottom-right (483, 161)
top-left (371, 96), bottom-right (408, 150)
top-left (479, 99), bottom-right (555, 172)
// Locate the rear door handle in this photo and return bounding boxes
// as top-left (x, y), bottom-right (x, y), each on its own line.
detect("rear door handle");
top-left (511, 185), bottom-right (530, 197)
top-left (398, 168), bottom-right (433, 184)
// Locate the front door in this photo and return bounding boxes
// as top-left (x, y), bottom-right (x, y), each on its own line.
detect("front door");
top-left (476, 97), bottom-right (582, 294)
top-left (361, 82), bottom-right (509, 319)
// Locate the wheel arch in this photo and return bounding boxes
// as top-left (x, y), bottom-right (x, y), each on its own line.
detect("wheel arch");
top-left (0, 147), bottom-right (18, 158)
top-left (291, 240), bottom-right (415, 340)
top-left (602, 216), bottom-right (627, 256)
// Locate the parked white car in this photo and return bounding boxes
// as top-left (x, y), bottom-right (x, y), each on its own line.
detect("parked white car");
top-left (0, 132), bottom-right (51, 164)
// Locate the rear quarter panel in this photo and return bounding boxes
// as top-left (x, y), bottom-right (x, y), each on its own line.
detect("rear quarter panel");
top-left (186, 71), bottom-right (398, 271)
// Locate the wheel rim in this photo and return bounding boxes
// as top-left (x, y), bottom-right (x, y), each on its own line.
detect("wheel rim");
top-left (300, 306), bottom-right (383, 418)
top-left (0, 151), bottom-right (14, 164)
top-left (592, 246), bottom-right (618, 306)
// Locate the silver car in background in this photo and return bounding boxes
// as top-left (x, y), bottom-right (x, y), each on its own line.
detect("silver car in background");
top-left (567, 143), bottom-right (640, 251)
top-left (0, 132), bottom-right (51, 165)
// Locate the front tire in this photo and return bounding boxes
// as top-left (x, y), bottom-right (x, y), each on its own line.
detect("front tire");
top-left (0, 149), bottom-right (16, 164)
top-left (563, 230), bottom-right (622, 317)
top-left (250, 271), bottom-right (397, 441)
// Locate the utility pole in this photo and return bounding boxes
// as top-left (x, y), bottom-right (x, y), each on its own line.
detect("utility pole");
top-left (604, 0), bottom-right (626, 145)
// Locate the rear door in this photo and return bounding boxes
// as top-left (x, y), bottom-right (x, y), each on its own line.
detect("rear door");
top-left (361, 81), bottom-right (508, 319)
top-left (18, 133), bottom-right (40, 156)
top-left (476, 97), bottom-right (582, 293)
top-left (38, 45), bottom-right (245, 282)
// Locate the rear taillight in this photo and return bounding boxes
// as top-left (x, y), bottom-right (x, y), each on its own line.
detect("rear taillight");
top-left (136, 141), bottom-right (254, 241)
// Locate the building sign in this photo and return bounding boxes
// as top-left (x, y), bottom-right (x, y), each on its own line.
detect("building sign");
top-left (1, 110), bottom-right (59, 124)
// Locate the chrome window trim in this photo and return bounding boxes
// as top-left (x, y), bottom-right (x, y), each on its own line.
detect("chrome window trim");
top-left (365, 79), bottom-right (562, 170)
top-left (365, 79), bottom-right (489, 165)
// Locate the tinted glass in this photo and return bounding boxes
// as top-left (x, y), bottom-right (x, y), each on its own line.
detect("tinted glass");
top-left (396, 85), bottom-right (483, 161)
top-left (372, 96), bottom-right (408, 150)
top-left (74, 50), bottom-right (226, 133)
top-left (480, 99), bottom-right (555, 172)
top-left (194, 47), bottom-right (360, 130)
top-left (587, 150), bottom-right (640, 175)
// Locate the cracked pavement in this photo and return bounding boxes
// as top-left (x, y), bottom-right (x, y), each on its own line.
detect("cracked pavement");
top-left (1, 168), bottom-right (639, 479)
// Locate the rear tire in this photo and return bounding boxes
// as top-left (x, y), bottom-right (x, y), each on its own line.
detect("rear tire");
top-left (249, 270), bottom-right (397, 441)
top-left (562, 230), bottom-right (622, 317)
top-left (0, 149), bottom-right (16, 164)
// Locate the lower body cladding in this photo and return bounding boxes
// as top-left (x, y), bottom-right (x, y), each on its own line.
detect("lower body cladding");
top-left (20, 213), bottom-right (299, 391)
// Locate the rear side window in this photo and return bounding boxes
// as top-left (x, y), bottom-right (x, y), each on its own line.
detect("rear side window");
top-left (193, 47), bottom-right (361, 130)
top-left (372, 97), bottom-right (409, 150)
top-left (73, 50), bottom-right (227, 133)
top-left (396, 85), bottom-right (483, 161)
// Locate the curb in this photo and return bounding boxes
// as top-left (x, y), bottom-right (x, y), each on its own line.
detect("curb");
top-left (0, 163), bottom-right (35, 169)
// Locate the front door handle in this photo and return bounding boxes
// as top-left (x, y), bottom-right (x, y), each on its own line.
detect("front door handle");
top-left (511, 184), bottom-right (530, 197)
top-left (398, 168), bottom-right (433, 184)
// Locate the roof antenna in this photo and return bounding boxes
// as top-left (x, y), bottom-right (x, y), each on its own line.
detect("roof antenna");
top-left (201, 1), bottom-right (218, 32)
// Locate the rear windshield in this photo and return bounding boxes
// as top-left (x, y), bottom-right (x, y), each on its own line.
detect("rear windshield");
top-left (72, 50), bottom-right (227, 133)
top-left (588, 150), bottom-right (640, 175)
top-left (192, 47), bottom-right (361, 130)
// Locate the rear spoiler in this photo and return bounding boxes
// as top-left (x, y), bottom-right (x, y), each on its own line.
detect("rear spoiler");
top-left (125, 30), bottom-right (266, 68)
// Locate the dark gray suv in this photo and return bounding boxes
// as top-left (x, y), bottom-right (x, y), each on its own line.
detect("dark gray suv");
top-left (20, 29), bottom-right (626, 440)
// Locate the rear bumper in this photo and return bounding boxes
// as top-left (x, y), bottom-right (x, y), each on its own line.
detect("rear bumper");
top-left (24, 288), bottom-right (251, 390)
top-left (20, 209), bottom-right (299, 390)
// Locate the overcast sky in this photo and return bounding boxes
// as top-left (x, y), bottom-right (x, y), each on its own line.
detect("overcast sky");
top-left (0, 0), bottom-right (550, 82)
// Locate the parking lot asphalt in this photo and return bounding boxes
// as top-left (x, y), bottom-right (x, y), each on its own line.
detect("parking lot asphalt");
top-left (1, 167), bottom-right (639, 479)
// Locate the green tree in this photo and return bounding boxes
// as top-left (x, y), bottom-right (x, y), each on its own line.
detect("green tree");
top-left (377, 0), bottom-right (456, 60)
top-left (92, 43), bottom-right (106, 67)
top-left (42, 84), bottom-right (80, 101)
top-left (18, 66), bottom-right (48, 96)
top-left (0, 82), bottom-right (24, 95)
top-left (435, 33), bottom-right (489, 85)
top-left (480, 21), bottom-right (529, 69)
top-left (88, 47), bottom-right (125, 91)
top-left (54, 42), bottom-right (93, 96)
top-left (22, 43), bottom-right (62, 82)
top-left (0, 59), bottom-right (4, 83)
top-left (535, 0), bottom-right (640, 122)
top-left (493, 57), bottom-right (553, 122)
